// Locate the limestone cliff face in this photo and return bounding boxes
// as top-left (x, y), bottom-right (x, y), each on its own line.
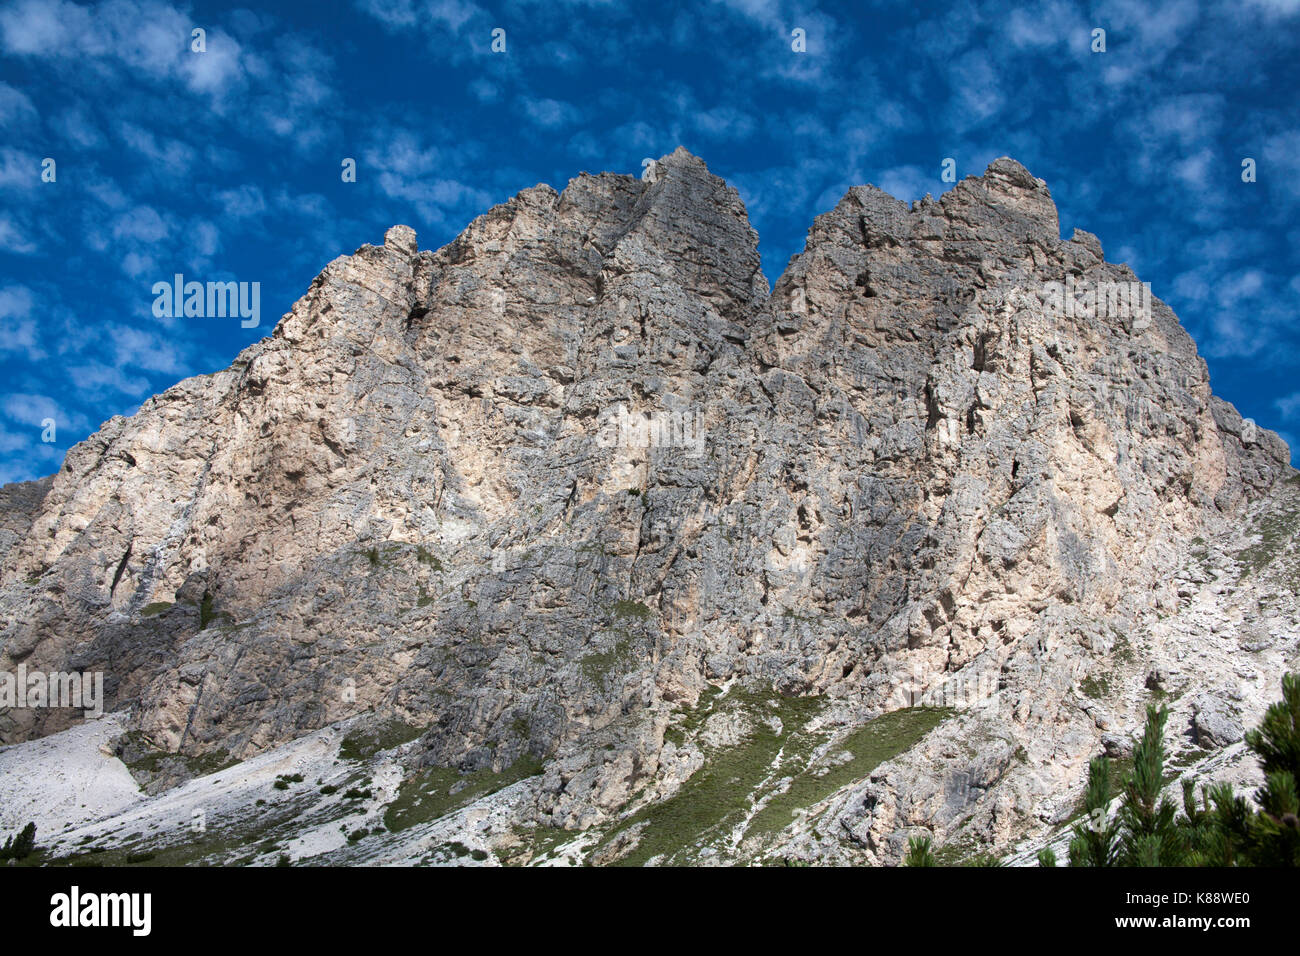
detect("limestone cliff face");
top-left (0, 148), bottom-right (1292, 860)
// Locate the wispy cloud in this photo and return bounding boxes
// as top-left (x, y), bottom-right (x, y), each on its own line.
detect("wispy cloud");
top-left (0, 0), bottom-right (1296, 482)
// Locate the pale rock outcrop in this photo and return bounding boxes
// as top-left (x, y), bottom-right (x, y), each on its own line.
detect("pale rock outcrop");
top-left (0, 148), bottom-right (1292, 863)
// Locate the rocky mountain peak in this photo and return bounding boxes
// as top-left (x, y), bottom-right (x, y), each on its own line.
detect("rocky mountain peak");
top-left (384, 224), bottom-right (419, 257)
top-left (0, 149), bottom-right (1294, 866)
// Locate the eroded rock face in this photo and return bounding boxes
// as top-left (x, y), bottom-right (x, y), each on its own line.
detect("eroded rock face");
top-left (0, 148), bottom-right (1291, 858)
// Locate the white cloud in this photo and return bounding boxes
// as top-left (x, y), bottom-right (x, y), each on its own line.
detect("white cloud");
top-left (468, 77), bottom-right (499, 103)
top-left (354, 0), bottom-right (487, 58)
top-left (0, 285), bottom-right (34, 320)
top-left (946, 50), bottom-right (1006, 132)
top-left (0, 285), bottom-right (42, 360)
top-left (101, 323), bottom-right (190, 377)
top-left (0, 81), bottom-right (36, 127)
top-left (65, 360), bottom-right (152, 397)
top-left (876, 164), bottom-right (942, 202)
top-left (1184, 229), bottom-right (1266, 265)
top-left (1003, 1), bottom-right (1092, 52)
top-left (0, 421), bottom-right (64, 482)
top-left (363, 130), bottom-right (444, 178)
top-left (711, 0), bottom-right (783, 30)
top-left (118, 123), bottom-right (197, 178)
top-left (0, 214), bottom-right (37, 253)
top-left (1241, 0), bottom-right (1300, 16)
top-left (177, 30), bottom-right (246, 94)
top-left (2, 393), bottom-right (92, 434)
top-left (373, 172), bottom-right (494, 226)
top-left (52, 107), bottom-right (105, 147)
top-left (520, 97), bottom-right (582, 130)
top-left (1276, 391), bottom-right (1300, 420)
top-left (0, 0), bottom-right (86, 55)
top-left (1262, 130), bottom-right (1300, 199)
top-left (190, 219), bottom-right (220, 259)
top-left (111, 205), bottom-right (172, 243)
top-left (1, 0), bottom-right (249, 98)
top-left (0, 147), bottom-right (40, 191)
top-left (215, 185), bottom-right (267, 220)
top-left (1144, 94), bottom-right (1225, 149)
top-left (121, 250), bottom-right (157, 278)
top-left (1172, 147), bottom-right (1214, 189)
top-left (86, 177), bottom-right (129, 209)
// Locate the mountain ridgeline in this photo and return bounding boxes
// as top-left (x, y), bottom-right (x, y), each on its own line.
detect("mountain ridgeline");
top-left (1, 148), bottom-right (1295, 865)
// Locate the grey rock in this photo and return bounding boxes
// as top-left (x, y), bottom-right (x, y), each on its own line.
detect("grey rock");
top-left (1191, 695), bottom-right (1244, 748)
top-left (0, 148), bottom-right (1293, 864)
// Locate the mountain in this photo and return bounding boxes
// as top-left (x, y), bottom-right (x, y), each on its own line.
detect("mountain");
top-left (1, 148), bottom-right (1295, 866)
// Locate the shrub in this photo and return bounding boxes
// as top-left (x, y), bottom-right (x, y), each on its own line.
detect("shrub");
top-left (903, 836), bottom-right (936, 867)
top-left (1070, 672), bottom-right (1299, 867)
top-left (0, 823), bottom-right (36, 861)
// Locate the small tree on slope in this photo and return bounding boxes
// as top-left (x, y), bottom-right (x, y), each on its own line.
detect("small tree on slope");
top-left (1116, 705), bottom-right (1189, 866)
top-left (1069, 673), bottom-right (1299, 867)
top-left (1240, 672), bottom-right (1300, 866)
top-left (1068, 756), bottom-right (1118, 867)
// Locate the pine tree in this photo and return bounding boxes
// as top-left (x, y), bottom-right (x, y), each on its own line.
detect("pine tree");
top-left (0, 822), bottom-right (36, 862)
top-left (1240, 673), bottom-right (1300, 866)
top-left (1113, 674), bottom-right (1298, 867)
top-left (1117, 704), bottom-right (1187, 865)
top-left (1069, 756), bottom-right (1117, 866)
top-left (1181, 780), bottom-right (1251, 866)
top-left (899, 673), bottom-right (1299, 868)
top-left (904, 835), bottom-right (936, 867)
top-left (10, 822), bottom-right (35, 860)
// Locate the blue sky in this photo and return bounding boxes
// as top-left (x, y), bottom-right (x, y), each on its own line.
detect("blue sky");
top-left (1, 0), bottom-right (1298, 484)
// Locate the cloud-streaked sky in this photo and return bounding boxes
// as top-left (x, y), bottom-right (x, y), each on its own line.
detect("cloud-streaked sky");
top-left (1, 0), bottom-right (1298, 484)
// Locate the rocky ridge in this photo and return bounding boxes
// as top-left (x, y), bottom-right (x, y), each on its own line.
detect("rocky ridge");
top-left (0, 147), bottom-right (1294, 864)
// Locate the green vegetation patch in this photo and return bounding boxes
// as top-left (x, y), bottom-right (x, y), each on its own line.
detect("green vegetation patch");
top-left (507, 826), bottom-right (574, 866)
top-left (780, 607), bottom-right (821, 622)
top-left (1237, 493), bottom-right (1300, 576)
top-left (611, 599), bottom-right (652, 621)
top-left (382, 755), bottom-right (544, 833)
top-left (594, 693), bottom-right (955, 866)
top-left (580, 635), bottom-right (637, 686)
top-left (364, 542), bottom-right (444, 572)
top-left (1111, 631), bottom-right (1136, 665)
top-left (118, 732), bottom-right (237, 782)
top-left (416, 546), bottom-right (443, 571)
top-left (747, 707), bottom-right (954, 839)
top-left (933, 838), bottom-right (1003, 867)
top-left (1081, 673), bottom-right (1112, 700)
top-left (338, 719), bottom-right (426, 761)
top-left (662, 684), bottom-right (724, 748)
top-left (197, 593), bottom-right (233, 629)
top-left (598, 691), bottom-right (828, 867)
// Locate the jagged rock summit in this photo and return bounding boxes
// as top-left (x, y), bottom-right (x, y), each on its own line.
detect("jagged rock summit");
top-left (0, 149), bottom-right (1295, 865)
